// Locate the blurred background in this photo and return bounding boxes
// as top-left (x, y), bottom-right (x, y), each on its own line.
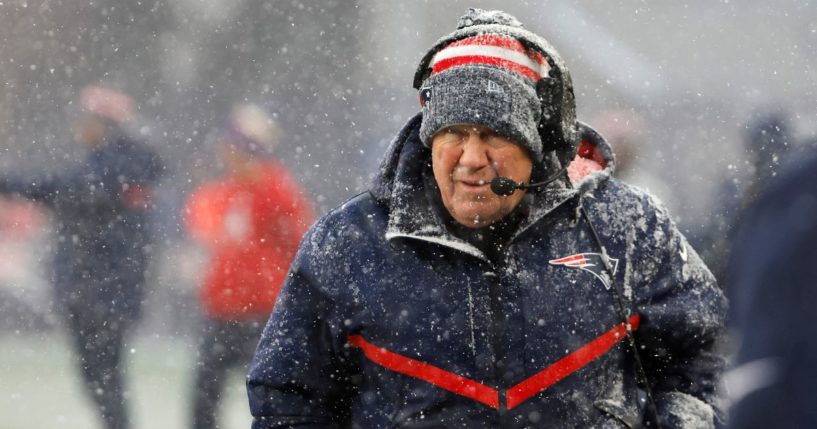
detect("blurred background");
top-left (1, 0), bottom-right (815, 428)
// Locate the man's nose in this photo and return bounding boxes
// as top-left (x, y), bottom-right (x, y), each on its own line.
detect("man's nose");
top-left (459, 135), bottom-right (489, 167)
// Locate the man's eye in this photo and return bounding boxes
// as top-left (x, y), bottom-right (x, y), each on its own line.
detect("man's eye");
top-left (487, 135), bottom-right (514, 149)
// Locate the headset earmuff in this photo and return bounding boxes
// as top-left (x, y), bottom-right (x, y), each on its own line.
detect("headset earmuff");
top-left (536, 76), bottom-right (564, 153)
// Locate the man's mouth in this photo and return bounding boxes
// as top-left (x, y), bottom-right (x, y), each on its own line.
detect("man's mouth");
top-left (459, 178), bottom-right (490, 187)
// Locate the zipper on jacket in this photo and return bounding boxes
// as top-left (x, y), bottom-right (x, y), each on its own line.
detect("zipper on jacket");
top-left (483, 268), bottom-right (507, 416)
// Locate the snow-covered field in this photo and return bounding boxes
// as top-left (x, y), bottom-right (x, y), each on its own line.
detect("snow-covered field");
top-left (1, 332), bottom-right (251, 429)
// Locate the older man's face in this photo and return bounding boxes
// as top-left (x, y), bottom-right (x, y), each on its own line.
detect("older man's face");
top-left (431, 124), bottom-right (533, 228)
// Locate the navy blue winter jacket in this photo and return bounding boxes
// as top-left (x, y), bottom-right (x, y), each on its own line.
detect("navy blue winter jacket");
top-left (247, 115), bottom-right (727, 428)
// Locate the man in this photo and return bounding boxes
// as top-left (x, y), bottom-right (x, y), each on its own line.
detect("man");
top-left (0, 85), bottom-right (163, 429)
top-left (184, 103), bottom-right (314, 429)
top-left (247, 9), bottom-right (726, 428)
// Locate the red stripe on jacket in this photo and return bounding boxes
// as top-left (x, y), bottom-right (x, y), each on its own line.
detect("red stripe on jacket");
top-left (347, 335), bottom-right (499, 408)
top-left (348, 314), bottom-right (641, 410)
top-left (506, 314), bottom-right (641, 409)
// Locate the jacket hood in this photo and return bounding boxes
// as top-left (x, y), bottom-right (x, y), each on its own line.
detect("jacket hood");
top-left (369, 114), bottom-right (615, 259)
top-left (568, 120), bottom-right (616, 194)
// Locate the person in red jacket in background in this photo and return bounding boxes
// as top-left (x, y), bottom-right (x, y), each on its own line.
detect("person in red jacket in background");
top-left (184, 103), bottom-right (314, 429)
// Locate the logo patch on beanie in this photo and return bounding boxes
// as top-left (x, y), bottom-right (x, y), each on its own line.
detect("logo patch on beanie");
top-left (419, 86), bottom-right (433, 107)
top-left (486, 79), bottom-right (504, 93)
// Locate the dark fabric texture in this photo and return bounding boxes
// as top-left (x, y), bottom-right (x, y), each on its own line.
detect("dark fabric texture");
top-left (726, 150), bottom-right (817, 429)
top-left (246, 116), bottom-right (727, 428)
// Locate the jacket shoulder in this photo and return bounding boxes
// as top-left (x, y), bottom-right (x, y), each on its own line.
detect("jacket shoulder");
top-left (290, 192), bottom-right (387, 296)
top-left (319, 192), bottom-right (384, 232)
top-left (299, 192), bottom-right (386, 257)
top-left (594, 178), bottom-right (676, 225)
top-left (585, 178), bottom-right (691, 273)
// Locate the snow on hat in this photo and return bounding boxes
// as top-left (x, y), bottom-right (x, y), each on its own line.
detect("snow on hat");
top-left (415, 8), bottom-right (579, 166)
top-left (79, 85), bottom-right (136, 123)
top-left (222, 103), bottom-right (280, 157)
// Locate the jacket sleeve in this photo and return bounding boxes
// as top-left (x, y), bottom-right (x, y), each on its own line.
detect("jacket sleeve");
top-left (0, 174), bottom-right (62, 205)
top-left (246, 224), bottom-right (358, 429)
top-left (631, 198), bottom-right (728, 428)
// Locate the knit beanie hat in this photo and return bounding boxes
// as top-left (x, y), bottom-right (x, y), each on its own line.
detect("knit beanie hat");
top-left (415, 8), bottom-right (579, 166)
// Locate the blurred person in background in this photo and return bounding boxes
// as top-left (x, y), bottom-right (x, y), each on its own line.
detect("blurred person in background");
top-left (183, 103), bottom-right (314, 429)
top-left (0, 84), bottom-right (164, 429)
top-left (725, 145), bottom-right (817, 428)
top-left (695, 111), bottom-right (793, 290)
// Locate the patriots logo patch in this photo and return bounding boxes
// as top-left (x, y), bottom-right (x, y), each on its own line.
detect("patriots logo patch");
top-left (549, 253), bottom-right (619, 290)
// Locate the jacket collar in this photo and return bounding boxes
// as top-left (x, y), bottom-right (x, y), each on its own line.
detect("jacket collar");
top-left (370, 114), bottom-right (614, 259)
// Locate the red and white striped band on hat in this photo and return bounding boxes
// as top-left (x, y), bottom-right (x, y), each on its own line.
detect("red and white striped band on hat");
top-left (430, 34), bottom-right (551, 82)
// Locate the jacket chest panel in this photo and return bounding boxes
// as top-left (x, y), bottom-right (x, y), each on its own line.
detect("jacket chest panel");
top-left (349, 247), bottom-right (486, 376)
top-left (347, 239), bottom-right (628, 391)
